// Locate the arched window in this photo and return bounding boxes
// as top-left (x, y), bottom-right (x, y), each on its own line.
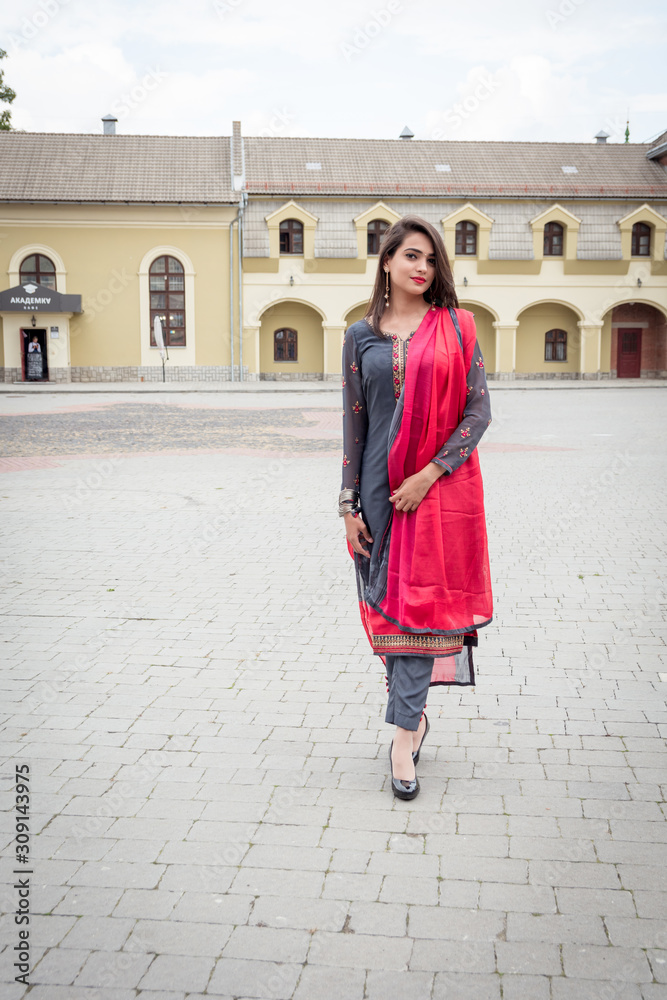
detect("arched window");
top-left (545, 329), bottom-right (567, 361)
top-left (20, 253), bottom-right (56, 289)
top-left (631, 222), bottom-right (651, 256)
top-left (149, 255), bottom-right (185, 347)
top-left (543, 222), bottom-right (564, 256)
top-left (279, 220), bottom-right (303, 255)
top-left (455, 221), bottom-right (477, 255)
top-left (274, 327), bottom-right (298, 361)
top-left (367, 220), bottom-right (389, 255)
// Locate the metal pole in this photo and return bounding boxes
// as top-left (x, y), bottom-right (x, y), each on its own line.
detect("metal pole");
top-left (238, 196), bottom-right (244, 382)
top-left (229, 218), bottom-right (235, 382)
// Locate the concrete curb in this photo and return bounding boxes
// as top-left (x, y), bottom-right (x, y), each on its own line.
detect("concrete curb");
top-left (0, 378), bottom-right (665, 394)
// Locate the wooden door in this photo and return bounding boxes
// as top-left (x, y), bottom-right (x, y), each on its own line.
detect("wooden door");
top-left (617, 328), bottom-right (642, 378)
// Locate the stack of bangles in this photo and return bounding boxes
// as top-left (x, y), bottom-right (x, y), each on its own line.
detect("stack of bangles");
top-left (338, 488), bottom-right (361, 518)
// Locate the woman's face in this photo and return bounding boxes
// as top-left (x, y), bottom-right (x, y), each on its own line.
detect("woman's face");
top-left (384, 231), bottom-right (436, 299)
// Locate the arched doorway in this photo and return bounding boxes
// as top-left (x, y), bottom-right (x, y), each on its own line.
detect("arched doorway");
top-left (259, 300), bottom-right (324, 379)
top-left (343, 302), bottom-right (369, 329)
top-left (516, 302), bottom-right (582, 377)
top-left (607, 302), bottom-right (667, 378)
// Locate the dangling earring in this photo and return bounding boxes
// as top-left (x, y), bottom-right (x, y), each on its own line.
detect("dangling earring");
top-left (384, 269), bottom-right (390, 308)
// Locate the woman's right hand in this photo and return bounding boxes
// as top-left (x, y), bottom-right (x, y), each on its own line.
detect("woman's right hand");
top-left (344, 512), bottom-right (373, 558)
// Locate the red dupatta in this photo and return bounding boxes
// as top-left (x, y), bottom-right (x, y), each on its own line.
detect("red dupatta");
top-left (350, 305), bottom-right (493, 684)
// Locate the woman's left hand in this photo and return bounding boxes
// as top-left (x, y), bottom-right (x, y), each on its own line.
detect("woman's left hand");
top-left (389, 465), bottom-right (443, 512)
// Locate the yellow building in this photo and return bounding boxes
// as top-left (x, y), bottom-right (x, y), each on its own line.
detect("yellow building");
top-left (1, 120), bottom-right (666, 382)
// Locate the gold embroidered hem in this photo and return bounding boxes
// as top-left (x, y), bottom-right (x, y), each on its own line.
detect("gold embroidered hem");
top-left (371, 632), bottom-right (465, 651)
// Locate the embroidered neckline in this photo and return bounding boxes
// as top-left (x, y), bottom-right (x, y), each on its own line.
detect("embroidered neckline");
top-left (391, 334), bottom-right (414, 399)
top-left (389, 330), bottom-right (416, 342)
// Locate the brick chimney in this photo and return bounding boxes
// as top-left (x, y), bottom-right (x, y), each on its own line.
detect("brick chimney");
top-left (231, 120), bottom-right (245, 191)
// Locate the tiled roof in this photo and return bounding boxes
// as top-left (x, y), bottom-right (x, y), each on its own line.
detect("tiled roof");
top-left (0, 133), bottom-right (239, 204)
top-left (243, 136), bottom-right (667, 199)
top-left (1, 129), bottom-right (665, 204)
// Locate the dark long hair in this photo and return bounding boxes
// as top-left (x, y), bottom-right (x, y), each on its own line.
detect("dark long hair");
top-left (364, 214), bottom-right (458, 337)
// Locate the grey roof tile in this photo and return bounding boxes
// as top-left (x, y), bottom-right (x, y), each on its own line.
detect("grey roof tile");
top-left (0, 133), bottom-right (238, 203)
top-left (243, 136), bottom-right (667, 199)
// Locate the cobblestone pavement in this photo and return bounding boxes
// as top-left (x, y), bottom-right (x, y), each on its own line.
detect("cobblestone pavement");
top-left (1, 386), bottom-right (666, 1000)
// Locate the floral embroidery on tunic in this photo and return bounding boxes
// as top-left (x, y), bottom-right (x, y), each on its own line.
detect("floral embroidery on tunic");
top-left (354, 474), bottom-right (360, 485)
top-left (460, 426), bottom-right (471, 438)
top-left (467, 384), bottom-right (472, 395)
top-left (390, 332), bottom-right (415, 400)
top-left (342, 377), bottom-right (346, 388)
top-left (476, 357), bottom-right (484, 368)
top-left (459, 446), bottom-right (469, 458)
top-left (353, 400), bottom-right (362, 413)
top-left (480, 388), bottom-right (485, 395)
top-left (343, 454), bottom-right (350, 466)
top-left (350, 362), bottom-right (358, 373)
top-left (391, 336), bottom-right (401, 399)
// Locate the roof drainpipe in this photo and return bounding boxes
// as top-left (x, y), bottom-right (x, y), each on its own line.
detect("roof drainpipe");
top-left (230, 121), bottom-right (246, 383)
top-left (229, 212), bottom-right (239, 382)
top-left (238, 193), bottom-right (246, 382)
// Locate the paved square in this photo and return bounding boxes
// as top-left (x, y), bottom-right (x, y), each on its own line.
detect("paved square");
top-left (1, 384), bottom-right (666, 999)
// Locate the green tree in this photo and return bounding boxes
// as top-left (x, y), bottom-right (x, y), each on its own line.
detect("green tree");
top-left (0, 48), bottom-right (17, 131)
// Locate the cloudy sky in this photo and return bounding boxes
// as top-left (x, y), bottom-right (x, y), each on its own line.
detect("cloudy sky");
top-left (2, 0), bottom-right (665, 144)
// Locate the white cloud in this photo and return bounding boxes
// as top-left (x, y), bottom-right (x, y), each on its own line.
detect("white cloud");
top-left (1, 0), bottom-right (665, 140)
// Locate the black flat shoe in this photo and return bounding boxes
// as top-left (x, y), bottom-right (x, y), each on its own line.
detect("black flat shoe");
top-left (389, 740), bottom-right (420, 800)
top-left (412, 712), bottom-right (430, 765)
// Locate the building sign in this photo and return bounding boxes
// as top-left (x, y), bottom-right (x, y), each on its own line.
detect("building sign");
top-left (0, 283), bottom-right (82, 313)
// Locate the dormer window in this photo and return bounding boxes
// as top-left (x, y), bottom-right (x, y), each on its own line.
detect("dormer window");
top-left (631, 222), bottom-right (651, 256)
top-left (367, 220), bottom-right (389, 255)
top-left (455, 221), bottom-right (477, 255)
top-left (279, 219), bottom-right (303, 254)
top-left (544, 222), bottom-right (564, 256)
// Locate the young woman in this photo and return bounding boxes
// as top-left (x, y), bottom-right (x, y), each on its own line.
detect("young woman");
top-left (339, 215), bottom-right (493, 800)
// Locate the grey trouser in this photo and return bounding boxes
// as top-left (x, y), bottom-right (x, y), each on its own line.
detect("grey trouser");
top-left (384, 653), bottom-right (434, 730)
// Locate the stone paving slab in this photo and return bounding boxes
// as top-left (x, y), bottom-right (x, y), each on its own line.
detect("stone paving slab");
top-left (0, 387), bottom-right (666, 998)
